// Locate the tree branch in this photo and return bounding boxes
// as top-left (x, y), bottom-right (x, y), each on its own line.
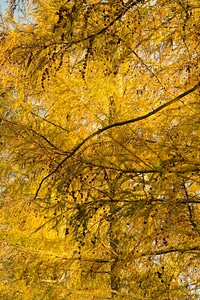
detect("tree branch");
top-left (143, 246), bottom-right (200, 257)
top-left (62, 0), bottom-right (145, 47)
top-left (34, 82), bottom-right (200, 198)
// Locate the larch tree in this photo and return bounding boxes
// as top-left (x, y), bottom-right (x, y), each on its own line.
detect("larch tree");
top-left (0, 0), bottom-right (200, 299)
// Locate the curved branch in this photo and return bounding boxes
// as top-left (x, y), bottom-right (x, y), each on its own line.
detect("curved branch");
top-left (3, 118), bottom-right (64, 154)
top-left (60, 0), bottom-right (145, 47)
top-left (34, 82), bottom-right (200, 198)
top-left (141, 246), bottom-right (200, 257)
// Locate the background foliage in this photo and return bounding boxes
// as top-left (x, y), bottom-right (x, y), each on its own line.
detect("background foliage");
top-left (0, 0), bottom-right (200, 299)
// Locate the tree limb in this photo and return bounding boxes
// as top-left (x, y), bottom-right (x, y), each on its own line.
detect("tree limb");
top-left (34, 82), bottom-right (200, 198)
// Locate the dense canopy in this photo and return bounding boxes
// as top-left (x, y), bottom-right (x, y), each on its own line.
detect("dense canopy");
top-left (0, 0), bottom-right (200, 299)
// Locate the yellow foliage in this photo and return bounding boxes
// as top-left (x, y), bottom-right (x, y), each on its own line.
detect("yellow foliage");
top-left (0, 0), bottom-right (200, 299)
